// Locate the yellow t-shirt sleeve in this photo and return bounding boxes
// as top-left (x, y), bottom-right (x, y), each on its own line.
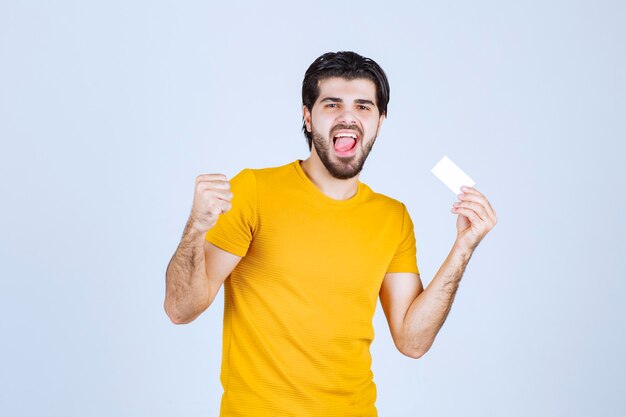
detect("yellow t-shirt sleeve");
top-left (205, 168), bottom-right (258, 257)
top-left (385, 204), bottom-right (420, 275)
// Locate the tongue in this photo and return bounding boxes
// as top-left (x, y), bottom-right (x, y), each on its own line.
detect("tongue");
top-left (334, 137), bottom-right (356, 152)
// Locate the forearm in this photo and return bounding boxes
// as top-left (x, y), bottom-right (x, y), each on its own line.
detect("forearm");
top-left (164, 217), bottom-right (211, 324)
top-left (401, 241), bottom-right (474, 357)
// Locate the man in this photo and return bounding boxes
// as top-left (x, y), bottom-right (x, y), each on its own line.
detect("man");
top-left (165, 51), bottom-right (497, 416)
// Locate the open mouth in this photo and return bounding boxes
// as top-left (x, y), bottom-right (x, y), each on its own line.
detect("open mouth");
top-left (332, 131), bottom-right (359, 153)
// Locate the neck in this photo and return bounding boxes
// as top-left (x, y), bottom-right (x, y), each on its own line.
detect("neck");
top-left (299, 151), bottom-right (359, 201)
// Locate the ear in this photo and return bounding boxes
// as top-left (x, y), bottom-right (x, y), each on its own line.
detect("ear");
top-left (377, 113), bottom-right (386, 130)
top-left (303, 105), bottom-right (312, 132)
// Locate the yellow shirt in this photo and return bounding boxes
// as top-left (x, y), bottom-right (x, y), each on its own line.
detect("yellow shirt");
top-left (205, 160), bottom-right (419, 417)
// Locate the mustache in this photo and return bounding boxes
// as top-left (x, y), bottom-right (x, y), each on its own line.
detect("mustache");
top-left (330, 123), bottom-right (363, 138)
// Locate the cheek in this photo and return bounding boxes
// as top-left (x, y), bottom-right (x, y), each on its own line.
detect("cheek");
top-left (365, 119), bottom-right (380, 135)
top-left (312, 114), bottom-right (333, 131)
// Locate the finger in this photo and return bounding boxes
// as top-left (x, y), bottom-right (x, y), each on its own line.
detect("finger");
top-left (458, 189), bottom-right (496, 219)
top-left (457, 192), bottom-right (496, 220)
top-left (196, 174), bottom-right (228, 184)
top-left (453, 201), bottom-right (489, 222)
top-left (452, 206), bottom-right (484, 225)
top-left (219, 200), bottom-right (232, 214)
top-left (460, 185), bottom-right (483, 197)
top-left (201, 188), bottom-right (233, 202)
top-left (460, 187), bottom-right (492, 211)
top-left (205, 199), bottom-right (230, 217)
top-left (197, 180), bottom-right (231, 191)
top-left (205, 199), bottom-right (231, 216)
top-left (197, 182), bottom-right (233, 196)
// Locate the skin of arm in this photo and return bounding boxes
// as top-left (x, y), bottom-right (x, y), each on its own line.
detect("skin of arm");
top-left (380, 244), bottom-right (472, 359)
top-left (164, 219), bottom-right (241, 324)
top-left (164, 173), bottom-right (241, 325)
top-left (379, 186), bottom-right (497, 358)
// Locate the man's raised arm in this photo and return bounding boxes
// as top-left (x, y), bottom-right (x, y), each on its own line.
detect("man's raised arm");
top-left (164, 174), bottom-right (241, 324)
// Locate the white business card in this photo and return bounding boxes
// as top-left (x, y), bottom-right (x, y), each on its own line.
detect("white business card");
top-left (431, 156), bottom-right (475, 194)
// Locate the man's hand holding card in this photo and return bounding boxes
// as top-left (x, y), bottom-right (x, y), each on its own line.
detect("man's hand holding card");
top-left (432, 156), bottom-right (497, 251)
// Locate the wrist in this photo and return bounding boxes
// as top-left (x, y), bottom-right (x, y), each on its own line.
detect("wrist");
top-left (186, 216), bottom-right (212, 237)
top-left (453, 238), bottom-right (476, 258)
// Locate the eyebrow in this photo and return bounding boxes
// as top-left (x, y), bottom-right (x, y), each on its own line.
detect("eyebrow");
top-left (355, 99), bottom-right (376, 106)
top-left (320, 97), bottom-right (376, 106)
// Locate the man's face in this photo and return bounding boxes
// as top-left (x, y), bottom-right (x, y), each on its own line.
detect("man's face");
top-left (303, 77), bottom-right (385, 180)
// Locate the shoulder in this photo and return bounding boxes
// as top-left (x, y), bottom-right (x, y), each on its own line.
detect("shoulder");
top-left (236, 160), bottom-right (295, 182)
top-left (359, 184), bottom-right (414, 240)
top-left (233, 161), bottom-right (307, 197)
top-left (229, 161), bottom-right (291, 184)
top-left (360, 183), bottom-right (407, 214)
top-left (358, 184), bottom-right (411, 234)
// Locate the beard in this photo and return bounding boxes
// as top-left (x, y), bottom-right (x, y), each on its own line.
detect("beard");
top-left (310, 124), bottom-right (378, 180)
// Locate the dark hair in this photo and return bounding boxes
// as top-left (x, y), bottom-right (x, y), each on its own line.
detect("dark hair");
top-left (301, 51), bottom-right (390, 149)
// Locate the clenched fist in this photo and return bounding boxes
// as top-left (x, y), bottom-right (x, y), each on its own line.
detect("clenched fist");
top-left (189, 174), bottom-right (233, 232)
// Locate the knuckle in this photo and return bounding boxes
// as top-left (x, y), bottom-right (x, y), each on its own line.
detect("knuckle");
top-left (197, 181), bottom-right (214, 192)
top-left (205, 196), bottom-right (218, 207)
top-left (196, 173), bottom-right (227, 184)
top-left (209, 180), bottom-right (226, 190)
top-left (199, 188), bottom-right (213, 199)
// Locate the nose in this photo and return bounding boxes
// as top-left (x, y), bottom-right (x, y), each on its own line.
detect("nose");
top-left (337, 107), bottom-right (358, 125)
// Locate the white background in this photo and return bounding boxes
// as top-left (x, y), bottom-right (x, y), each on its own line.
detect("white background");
top-left (1, 1), bottom-right (625, 416)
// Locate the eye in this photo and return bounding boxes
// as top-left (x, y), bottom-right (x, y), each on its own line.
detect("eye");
top-left (326, 103), bottom-right (338, 108)
top-left (358, 105), bottom-right (370, 111)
